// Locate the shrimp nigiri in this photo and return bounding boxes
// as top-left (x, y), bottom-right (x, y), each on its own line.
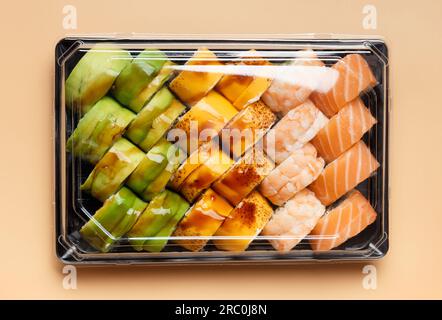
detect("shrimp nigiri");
top-left (260, 143), bottom-right (325, 206)
top-left (262, 189), bottom-right (325, 251)
top-left (262, 50), bottom-right (324, 115)
top-left (264, 99), bottom-right (328, 164)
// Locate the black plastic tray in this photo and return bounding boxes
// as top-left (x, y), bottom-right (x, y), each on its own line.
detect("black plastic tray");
top-left (54, 37), bottom-right (389, 265)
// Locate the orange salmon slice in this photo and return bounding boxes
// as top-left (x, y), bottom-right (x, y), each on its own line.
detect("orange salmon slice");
top-left (311, 98), bottom-right (376, 163)
top-left (310, 54), bottom-right (377, 117)
top-left (309, 190), bottom-right (377, 251)
top-left (309, 141), bottom-right (379, 206)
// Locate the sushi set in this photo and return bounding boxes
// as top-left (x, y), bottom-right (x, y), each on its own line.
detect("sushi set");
top-left (54, 37), bottom-right (389, 264)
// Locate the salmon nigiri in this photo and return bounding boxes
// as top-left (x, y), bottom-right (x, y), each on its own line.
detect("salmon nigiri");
top-left (264, 99), bottom-right (328, 164)
top-left (260, 143), bottom-right (325, 206)
top-left (262, 189), bottom-right (325, 252)
top-left (310, 54), bottom-right (377, 117)
top-left (262, 50), bottom-right (324, 115)
top-left (309, 190), bottom-right (377, 251)
top-left (311, 98), bottom-right (376, 163)
top-left (309, 141), bottom-right (379, 206)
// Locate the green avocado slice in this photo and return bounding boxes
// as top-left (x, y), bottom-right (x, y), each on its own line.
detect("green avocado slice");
top-left (125, 87), bottom-right (175, 149)
top-left (66, 46), bottom-right (131, 114)
top-left (66, 96), bottom-right (135, 164)
top-left (142, 197), bottom-right (190, 252)
top-left (80, 187), bottom-right (146, 252)
top-left (126, 190), bottom-right (189, 252)
top-left (125, 138), bottom-right (172, 196)
top-left (112, 49), bottom-right (170, 112)
top-left (138, 98), bottom-right (186, 152)
top-left (81, 138), bottom-right (145, 202)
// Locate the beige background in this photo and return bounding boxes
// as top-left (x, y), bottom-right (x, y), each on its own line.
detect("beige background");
top-left (0, 0), bottom-right (441, 299)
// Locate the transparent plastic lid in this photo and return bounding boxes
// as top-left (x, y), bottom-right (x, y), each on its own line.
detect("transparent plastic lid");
top-left (55, 36), bottom-right (389, 264)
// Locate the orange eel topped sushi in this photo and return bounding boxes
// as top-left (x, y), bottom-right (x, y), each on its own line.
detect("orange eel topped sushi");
top-left (173, 188), bottom-right (233, 252)
top-left (179, 146), bottom-right (234, 202)
top-left (310, 54), bottom-right (377, 117)
top-left (214, 191), bottom-right (273, 251)
top-left (169, 48), bottom-right (224, 106)
top-left (171, 91), bottom-right (238, 154)
top-left (221, 100), bottom-right (276, 160)
top-left (216, 50), bottom-right (273, 110)
top-left (212, 148), bottom-right (275, 206)
top-left (168, 142), bottom-right (213, 191)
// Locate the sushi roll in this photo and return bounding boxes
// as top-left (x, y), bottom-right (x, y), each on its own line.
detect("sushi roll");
top-left (80, 187), bottom-right (147, 252)
top-left (262, 50), bottom-right (325, 115)
top-left (309, 141), bottom-right (379, 206)
top-left (263, 99), bottom-right (328, 164)
top-left (171, 91), bottom-right (238, 154)
top-left (260, 143), bottom-right (325, 206)
top-left (128, 60), bottom-right (176, 112)
top-left (179, 147), bottom-right (234, 202)
top-left (311, 98), bottom-right (377, 163)
top-left (212, 148), bottom-right (275, 206)
top-left (233, 76), bottom-right (272, 110)
top-left (112, 49), bottom-right (173, 112)
top-left (126, 138), bottom-right (185, 201)
top-left (81, 138), bottom-right (145, 202)
top-left (261, 189), bottom-right (325, 252)
top-left (221, 100), bottom-right (276, 159)
top-left (127, 190), bottom-right (190, 252)
top-left (141, 205), bottom-right (189, 252)
top-left (216, 50), bottom-right (272, 110)
top-left (173, 189), bottom-right (234, 252)
top-left (309, 190), bottom-right (377, 251)
top-left (215, 55), bottom-right (254, 103)
top-left (125, 87), bottom-right (186, 152)
top-left (213, 191), bottom-right (273, 252)
top-left (169, 48), bottom-right (223, 105)
top-left (65, 45), bottom-right (132, 114)
top-left (310, 54), bottom-right (377, 117)
top-left (135, 98), bottom-right (185, 152)
top-left (66, 96), bottom-right (135, 164)
top-left (168, 142), bottom-right (213, 191)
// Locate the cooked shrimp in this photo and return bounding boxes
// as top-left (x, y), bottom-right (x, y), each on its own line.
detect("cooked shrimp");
top-left (262, 50), bottom-right (324, 115)
top-left (260, 143), bottom-right (325, 206)
top-left (262, 189), bottom-right (325, 251)
top-left (264, 99), bottom-right (328, 164)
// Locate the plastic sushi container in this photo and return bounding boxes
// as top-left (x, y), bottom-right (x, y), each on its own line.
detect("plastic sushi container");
top-left (54, 35), bottom-right (389, 265)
